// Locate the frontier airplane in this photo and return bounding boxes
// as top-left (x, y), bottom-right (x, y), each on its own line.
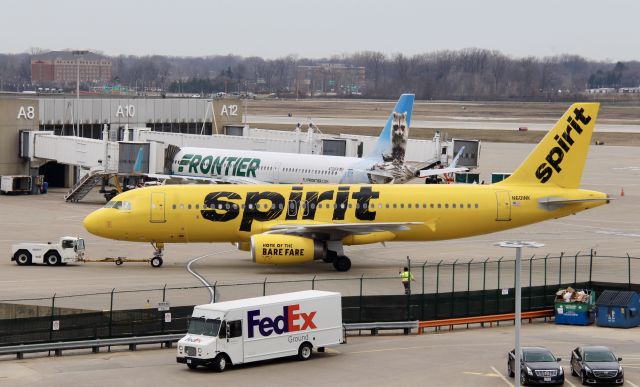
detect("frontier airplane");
top-left (84, 103), bottom-right (610, 271)
top-left (153, 93), bottom-right (464, 185)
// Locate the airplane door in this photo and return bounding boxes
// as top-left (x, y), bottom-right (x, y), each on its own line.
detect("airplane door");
top-left (273, 162), bottom-right (281, 183)
top-left (150, 192), bottom-right (166, 223)
top-left (495, 191), bottom-right (511, 221)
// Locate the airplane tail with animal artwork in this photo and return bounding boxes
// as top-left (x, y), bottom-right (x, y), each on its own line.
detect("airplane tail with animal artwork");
top-left (366, 93), bottom-right (415, 163)
top-left (497, 103), bottom-right (599, 189)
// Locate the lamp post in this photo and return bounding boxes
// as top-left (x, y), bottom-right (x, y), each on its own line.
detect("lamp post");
top-left (496, 241), bottom-right (544, 387)
top-left (72, 50), bottom-right (88, 137)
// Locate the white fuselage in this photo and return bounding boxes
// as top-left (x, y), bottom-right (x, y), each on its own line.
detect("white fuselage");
top-left (171, 147), bottom-right (381, 184)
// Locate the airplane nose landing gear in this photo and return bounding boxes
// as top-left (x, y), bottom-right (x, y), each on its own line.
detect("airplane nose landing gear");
top-left (150, 242), bottom-right (164, 267)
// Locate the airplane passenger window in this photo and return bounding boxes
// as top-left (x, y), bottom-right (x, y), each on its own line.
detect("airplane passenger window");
top-left (400, 204), bottom-right (404, 209)
top-left (310, 203), bottom-right (316, 209)
top-left (195, 204), bottom-right (200, 209)
top-left (386, 204), bottom-right (389, 208)
top-left (233, 204), bottom-right (239, 210)
top-left (180, 204), bottom-right (185, 209)
top-left (422, 204), bottom-right (426, 208)
top-left (378, 204), bottom-right (382, 209)
top-left (408, 204), bottom-right (412, 208)
top-left (430, 204), bottom-right (434, 208)
top-left (248, 204), bottom-right (254, 210)
top-left (172, 204), bottom-right (176, 210)
top-left (475, 204), bottom-right (479, 208)
top-left (217, 204), bottom-right (222, 210)
top-left (225, 203), bottom-right (230, 210)
top-left (279, 203), bottom-right (284, 210)
top-left (460, 203), bottom-right (464, 209)
top-left (340, 204), bottom-right (345, 209)
top-left (271, 203), bottom-right (276, 210)
top-left (188, 204), bottom-right (192, 209)
top-left (437, 204), bottom-right (442, 208)
top-left (445, 204), bottom-right (449, 208)
top-left (348, 203), bottom-right (352, 209)
top-left (452, 204), bottom-right (456, 208)
top-left (393, 204), bottom-right (397, 209)
top-left (467, 204), bottom-right (471, 209)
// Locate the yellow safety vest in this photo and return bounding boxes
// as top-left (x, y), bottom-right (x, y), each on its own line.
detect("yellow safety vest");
top-left (401, 271), bottom-right (414, 282)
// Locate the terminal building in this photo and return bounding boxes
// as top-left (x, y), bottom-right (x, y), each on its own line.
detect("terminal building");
top-left (0, 95), bottom-right (479, 201)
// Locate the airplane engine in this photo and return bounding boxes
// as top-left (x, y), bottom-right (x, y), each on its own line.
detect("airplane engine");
top-left (250, 234), bottom-right (326, 265)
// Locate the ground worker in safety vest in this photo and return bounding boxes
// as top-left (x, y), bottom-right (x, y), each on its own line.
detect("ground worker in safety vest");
top-left (400, 267), bottom-right (415, 295)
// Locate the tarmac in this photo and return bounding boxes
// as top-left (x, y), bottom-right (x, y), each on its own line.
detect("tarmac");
top-left (2, 322), bottom-right (639, 387)
top-left (0, 138), bottom-right (639, 386)
top-left (0, 141), bottom-right (638, 304)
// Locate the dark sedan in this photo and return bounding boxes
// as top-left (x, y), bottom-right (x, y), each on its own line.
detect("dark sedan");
top-left (570, 346), bottom-right (624, 385)
top-left (508, 346), bottom-right (565, 385)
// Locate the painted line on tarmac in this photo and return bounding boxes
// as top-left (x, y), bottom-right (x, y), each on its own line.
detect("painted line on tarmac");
top-left (564, 378), bottom-right (577, 387)
top-left (626, 380), bottom-right (639, 387)
top-left (186, 249), bottom-right (234, 303)
top-left (489, 366), bottom-right (514, 387)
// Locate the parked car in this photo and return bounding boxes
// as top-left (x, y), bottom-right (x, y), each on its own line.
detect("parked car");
top-left (570, 346), bottom-right (624, 385)
top-left (508, 346), bottom-right (565, 385)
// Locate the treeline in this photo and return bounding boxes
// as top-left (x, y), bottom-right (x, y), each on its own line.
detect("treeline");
top-left (2, 49), bottom-right (640, 100)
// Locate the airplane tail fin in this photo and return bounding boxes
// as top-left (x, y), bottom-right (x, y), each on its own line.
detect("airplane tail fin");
top-left (498, 103), bottom-right (599, 188)
top-left (366, 93), bottom-right (415, 162)
top-left (133, 147), bottom-right (144, 173)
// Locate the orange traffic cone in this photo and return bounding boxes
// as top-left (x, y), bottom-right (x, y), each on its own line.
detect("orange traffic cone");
top-left (621, 188), bottom-right (625, 197)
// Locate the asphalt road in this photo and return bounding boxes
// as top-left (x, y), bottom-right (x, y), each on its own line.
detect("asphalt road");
top-left (247, 115), bottom-right (640, 133)
top-left (2, 323), bottom-right (639, 387)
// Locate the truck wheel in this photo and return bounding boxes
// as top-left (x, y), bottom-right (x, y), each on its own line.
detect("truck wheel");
top-left (298, 342), bottom-right (313, 361)
top-left (150, 257), bottom-right (163, 268)
top-left (15, 250), bottom-right (32, 266)
top-left (45, 251), bottom-right (62, 266)
top-left (211, 354), bottom-right (228, 372)
top-left (115, 258), bottom-right (123, 266)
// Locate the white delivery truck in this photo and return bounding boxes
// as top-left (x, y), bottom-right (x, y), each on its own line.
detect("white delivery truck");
top-left (11, 236), bottom-right (85, 265)
top-left (177, 290), bottom-right (343, 372)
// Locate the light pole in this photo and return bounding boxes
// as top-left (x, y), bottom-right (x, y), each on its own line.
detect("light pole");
top-left (496, 241), bottom-right (544, 387)
top-left (72, 50), bottom-right (88, 137)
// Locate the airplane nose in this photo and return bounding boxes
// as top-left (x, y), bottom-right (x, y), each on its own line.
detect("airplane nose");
top-left (83, 211), bottom-right (101, 236)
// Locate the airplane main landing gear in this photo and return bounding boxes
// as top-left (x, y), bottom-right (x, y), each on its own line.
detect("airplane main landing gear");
top-left (150, 242), bottom-right (164, 268)
top-left (332, 256), bottom-right (351, 272)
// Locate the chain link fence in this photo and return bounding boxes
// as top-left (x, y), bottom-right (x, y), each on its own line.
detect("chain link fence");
top-left (1, 251), bottom-right (638, 346)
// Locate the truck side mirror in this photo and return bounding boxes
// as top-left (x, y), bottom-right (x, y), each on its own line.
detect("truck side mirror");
top-left (556, 357), bottom-right (562, 362)
top-left (618, 357), bottom-right (623, 361)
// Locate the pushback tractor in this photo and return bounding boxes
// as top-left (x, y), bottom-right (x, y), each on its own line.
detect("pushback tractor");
top-left (11, 236), bottom-right (85, 265)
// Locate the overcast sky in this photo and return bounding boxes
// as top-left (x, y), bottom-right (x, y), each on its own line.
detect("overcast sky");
top-left (2, 0), bottom-right (638, 61)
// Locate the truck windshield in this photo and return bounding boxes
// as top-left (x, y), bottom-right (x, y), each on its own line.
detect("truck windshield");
top-left (61, 239), bottom-right (75, 249)
top-left (187, 317), bottom-right (221, 336)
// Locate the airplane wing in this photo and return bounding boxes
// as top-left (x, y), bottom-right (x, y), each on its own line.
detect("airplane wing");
top-left (145, 173), bottom-right (266, 185)
top-left (265, 222), bottom-right (423, 236)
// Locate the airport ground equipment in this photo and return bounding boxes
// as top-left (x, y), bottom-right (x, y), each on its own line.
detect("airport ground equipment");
top-left (1, 175), bottom-right (32, 194)
top-left (595, 290), bottom-right (640, 328)
top-left (0, 334), bottom-right (184, 360)
top-left (177, 290), bottom-right (343, 371)
top-left (11, 236), bottom-right (85, 266)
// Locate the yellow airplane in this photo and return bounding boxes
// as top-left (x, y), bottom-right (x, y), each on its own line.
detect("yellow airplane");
top-left (84, 103), bottom-right (610, 271)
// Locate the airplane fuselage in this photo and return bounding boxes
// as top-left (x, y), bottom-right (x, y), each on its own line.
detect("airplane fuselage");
top-left (84, 183), bottom-right (607, 245)
top-left (171, 147), bottom-right (377, 184)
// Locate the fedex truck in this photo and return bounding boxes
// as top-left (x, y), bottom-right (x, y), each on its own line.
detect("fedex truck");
top-left (177, 290), bottom-right (343, 371)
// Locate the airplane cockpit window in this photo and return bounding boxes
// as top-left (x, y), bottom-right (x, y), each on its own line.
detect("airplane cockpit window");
top-left (104, 201), bottom-right (115, 208)
top-left (112, 201), bottom-right (131, 211)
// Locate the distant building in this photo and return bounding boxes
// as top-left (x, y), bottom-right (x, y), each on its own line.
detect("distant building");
top-left (31, 51), bottom-right (112, 86)
top-left (296, 64), bottom-right (365, 96)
